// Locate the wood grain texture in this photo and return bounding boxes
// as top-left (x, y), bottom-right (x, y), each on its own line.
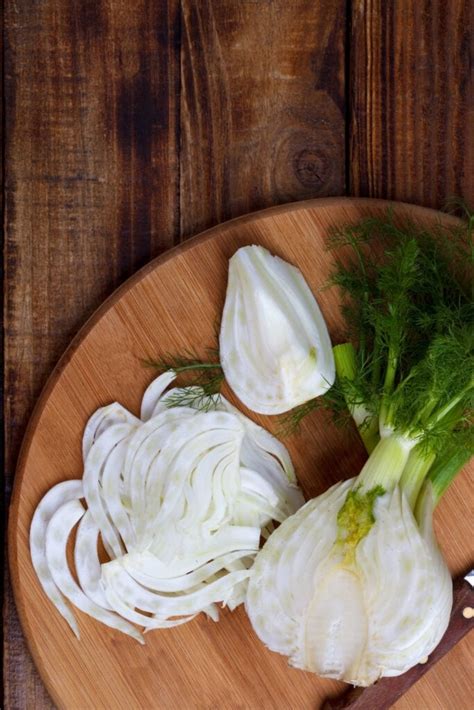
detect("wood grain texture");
top-left (350, 0), bottom-right (474, 206)
top-left (4, 1), bottom-right (180, 707)
top-left (179, 0), bottom-right (346, 235)
top-left (4, 0), bottom-right (473, 707)
top-left (4, 3), bottom-right (346, 705)
top-left (8, 198), bottom-right (473, 709)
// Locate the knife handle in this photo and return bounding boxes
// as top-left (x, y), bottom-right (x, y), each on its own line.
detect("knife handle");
top-left (322, 574), bottom-right (474, 710)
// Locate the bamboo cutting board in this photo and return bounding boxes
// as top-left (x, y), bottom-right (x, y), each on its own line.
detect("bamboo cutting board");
top-left (9, 198), bottom-right (473, 709)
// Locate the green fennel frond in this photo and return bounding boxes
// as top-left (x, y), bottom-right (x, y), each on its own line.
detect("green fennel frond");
top-left (143, 346), bottom-right (224, 411)
top-left (161, 385), bottom-right (223, 413)
top-left (385, 308), bottom-right (474, 445)
top-left (144, 346), bottom-right (221, 374)
top-left (316, 210), bottom-right (473, 456)
top-left (278, 398), bottom-right (320, 435)
top-left (278, 385), bottom-right (350, 436)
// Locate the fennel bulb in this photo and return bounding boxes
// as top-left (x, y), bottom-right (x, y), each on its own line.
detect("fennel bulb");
top-left (246, 214), bottom-right (472, 686)
top-left (220, 245), bottom-right (335, 414)
top-left (246, 472), bottom-right (452, 686)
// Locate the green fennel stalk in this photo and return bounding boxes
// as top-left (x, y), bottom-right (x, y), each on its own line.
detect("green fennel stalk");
top-left (327, 212), bottom-right (473, 513)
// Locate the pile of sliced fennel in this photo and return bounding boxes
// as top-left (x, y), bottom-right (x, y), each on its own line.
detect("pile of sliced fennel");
top-left (30, 372), bottom-right (304, 643)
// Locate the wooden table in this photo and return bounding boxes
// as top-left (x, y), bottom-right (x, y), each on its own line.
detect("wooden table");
top-left (4, 2), bottom-right (473, 708)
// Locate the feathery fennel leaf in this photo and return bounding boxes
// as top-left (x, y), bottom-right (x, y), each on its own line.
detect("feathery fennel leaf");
top-left (144, 347), bottom-right (224, 411)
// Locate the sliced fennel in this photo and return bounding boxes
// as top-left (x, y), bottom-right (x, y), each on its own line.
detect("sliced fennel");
top-left (30, 480), bottom-right (84, 637)
top-left (30, 372), bottom-right (304, 642)
top-left (220, 245), bottom-right (335, 414)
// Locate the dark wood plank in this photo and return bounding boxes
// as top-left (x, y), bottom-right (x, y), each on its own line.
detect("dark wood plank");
top-left (7, 0), bottom-right (472, 707)
top-left (350, 0), bottom-right (473, 207)
top-left (5, 1), bottom-right (346, 706)
top-left (179, 0), bottom-right (346, 236)
top-left (4, 1), bottom-right (180, 707)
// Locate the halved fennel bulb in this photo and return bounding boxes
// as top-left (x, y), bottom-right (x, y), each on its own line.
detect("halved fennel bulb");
top-left (246, 479), bottom-right (452, 686)
top-left (30, 372), bottom-right (304, 642)
top-left (220, 245), bottom-right (335, 414)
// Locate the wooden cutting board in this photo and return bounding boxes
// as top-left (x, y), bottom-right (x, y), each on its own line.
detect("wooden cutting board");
top-left (9, 198), bottom-right (473, 710)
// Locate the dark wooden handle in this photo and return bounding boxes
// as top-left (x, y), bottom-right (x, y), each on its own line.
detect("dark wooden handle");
top-left (323, 574), bottom-right (474, 710)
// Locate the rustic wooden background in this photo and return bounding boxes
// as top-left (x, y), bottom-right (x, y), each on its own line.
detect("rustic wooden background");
top-left (3, 0), bottom-right (473, 708)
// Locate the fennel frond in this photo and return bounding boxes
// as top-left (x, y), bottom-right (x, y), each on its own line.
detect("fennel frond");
top-left (143, 347), bottom-right (224, 411)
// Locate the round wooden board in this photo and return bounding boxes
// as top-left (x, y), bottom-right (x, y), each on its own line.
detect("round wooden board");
top-left (9, 198), bottom-right (473, 710)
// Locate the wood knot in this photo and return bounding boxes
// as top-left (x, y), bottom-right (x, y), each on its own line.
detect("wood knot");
top-left (271, 124), bottom-right (342, 201)
top-left (293, 148), bottom-right (329, 187)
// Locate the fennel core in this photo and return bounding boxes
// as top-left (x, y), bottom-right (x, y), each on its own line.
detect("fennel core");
top-left (336, 485), bottom-right (385, 561)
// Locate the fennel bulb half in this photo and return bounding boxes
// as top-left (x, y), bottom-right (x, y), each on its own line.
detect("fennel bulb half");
top-left (220, 245), bottom-right (335, 414)
top-left (246, 461), bottom-right (452, 686)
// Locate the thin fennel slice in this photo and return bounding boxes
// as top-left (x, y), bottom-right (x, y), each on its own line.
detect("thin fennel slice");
top-left (82, 402), bottom-right (140, 460)
top-left (102, 561), bottom-right (251, 617)
top-left (74, 510), bottom-right (111, 609)
top-left (119, 550), bottom-right (253, 593)
top-left (30, 480), bottom-right (84, 637)
top-left (140, 370), bottom-right (177, 420)
top-left (83, 422), bottom-right (137, 559)
top-left (100, 437), bottom-right (136, 551)
top-left (45, 499), bottom-right (143, 643)
top-left (101, 578), bottom-right (198, 629)
top-left (145, 524), bottom-right (261, 570)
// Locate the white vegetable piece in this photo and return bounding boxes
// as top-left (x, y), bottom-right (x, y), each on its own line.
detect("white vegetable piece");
top-left (30, 371), bottom-right (303, 642)
top-left (45, 499), bottom-right (144, 643)
top-left (245, 480), bottom-right (452, 686)
top-left (155, 383), bottom-right (304, 529)
top-left (220, 246), bottom-right (335, 414)
top-left (30, 480), bottom-right (84, 637)
top-left (74, 510), bottom-right (112, 609)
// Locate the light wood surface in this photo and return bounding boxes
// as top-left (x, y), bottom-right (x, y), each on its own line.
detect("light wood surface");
top-left (9, 198), bottom-right (473, 709)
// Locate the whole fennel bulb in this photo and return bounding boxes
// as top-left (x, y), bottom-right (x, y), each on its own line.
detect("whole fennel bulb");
top-left (220, 245), bottom-right (335, 414)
